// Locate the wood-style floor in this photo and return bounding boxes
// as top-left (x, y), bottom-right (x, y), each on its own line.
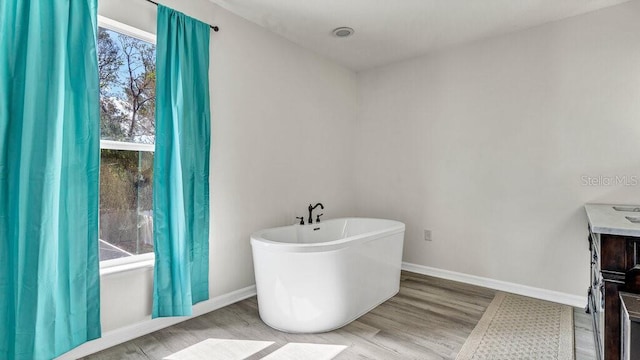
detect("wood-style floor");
top-left (84, 271), bottom-right (596, 359)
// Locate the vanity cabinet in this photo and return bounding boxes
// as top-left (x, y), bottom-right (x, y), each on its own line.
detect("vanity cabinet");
top-left (588, 227), bottom-right (640, 360)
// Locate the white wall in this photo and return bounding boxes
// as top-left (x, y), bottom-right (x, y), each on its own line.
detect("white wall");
top-left (96, 0), bottom-right (357, 333)
top-left (355, 0), bottom-right (640, 298)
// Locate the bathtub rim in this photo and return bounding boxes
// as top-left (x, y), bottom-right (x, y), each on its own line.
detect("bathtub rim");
top-left (250, 217), bottom-right (405, 253)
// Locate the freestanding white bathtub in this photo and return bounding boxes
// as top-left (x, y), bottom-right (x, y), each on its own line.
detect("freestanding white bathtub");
top-left (250, 217), bottom-right (405, 333)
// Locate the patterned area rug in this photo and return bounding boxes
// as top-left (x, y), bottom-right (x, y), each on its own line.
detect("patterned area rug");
top-left (456, 292), bottom-right (574, 360)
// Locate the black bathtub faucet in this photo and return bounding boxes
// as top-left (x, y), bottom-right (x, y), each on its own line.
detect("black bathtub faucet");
top-left (308, 203), bottom-right (324, 224)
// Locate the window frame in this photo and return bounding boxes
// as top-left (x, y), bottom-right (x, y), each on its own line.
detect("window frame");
top-left (97, 16), bottom-right (157, 272)
top-left (98, 16), bottom-right (156, 45)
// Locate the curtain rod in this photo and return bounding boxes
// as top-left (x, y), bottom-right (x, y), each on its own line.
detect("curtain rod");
top-left (144, 0), bottom-right (220, 32)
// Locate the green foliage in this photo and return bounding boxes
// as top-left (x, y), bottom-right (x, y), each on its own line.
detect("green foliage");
top-left (99, 149), bottom-right (154, 255)
top-left (98, 28), bottom-right (122, 93)
top-left (98, 27), bottom-right (155, 144)
top-left (118, 33), bottom-right (156, 140)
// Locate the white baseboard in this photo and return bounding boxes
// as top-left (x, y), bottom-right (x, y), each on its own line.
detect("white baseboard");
top-left (402, 262), bottom-right (587, 308)
top-left (56, 285), bottom-right (257, 360)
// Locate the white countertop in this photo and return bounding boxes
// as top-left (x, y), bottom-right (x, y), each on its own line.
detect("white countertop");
top-left (585, 204), bottom-right (640, 237)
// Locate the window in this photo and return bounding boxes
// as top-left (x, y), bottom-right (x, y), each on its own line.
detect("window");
top-left (98, 17), bottom-right (156, 265)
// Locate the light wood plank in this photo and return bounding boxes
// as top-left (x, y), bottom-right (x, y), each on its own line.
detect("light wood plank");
top-left (83, 271), bottom-right (596, 360)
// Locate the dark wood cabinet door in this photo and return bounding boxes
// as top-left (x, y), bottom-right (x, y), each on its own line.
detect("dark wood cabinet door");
top-left (601, 235), bottom-right (630, 272)
top-left (601, 235), bottom-right (640, 273)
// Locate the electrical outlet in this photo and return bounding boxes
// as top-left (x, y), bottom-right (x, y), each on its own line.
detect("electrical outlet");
top-left (424, 229), bottom-right (432, 241)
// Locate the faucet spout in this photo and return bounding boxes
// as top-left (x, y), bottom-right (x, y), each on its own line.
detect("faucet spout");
top-left (308, 202), bottom-right (324, 224)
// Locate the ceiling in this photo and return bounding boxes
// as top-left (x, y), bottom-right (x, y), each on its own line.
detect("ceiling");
top-left (209, 0), bottom-right (632, 71)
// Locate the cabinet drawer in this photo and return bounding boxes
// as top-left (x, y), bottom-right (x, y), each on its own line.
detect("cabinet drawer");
top-left (600, 234), bottom-right (640, 272)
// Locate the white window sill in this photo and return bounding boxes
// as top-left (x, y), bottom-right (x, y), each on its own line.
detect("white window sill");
top-left (100, 253), bottom-right (155, 276)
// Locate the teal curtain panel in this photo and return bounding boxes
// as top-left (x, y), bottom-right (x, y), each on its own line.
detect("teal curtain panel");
top-left (0, 0), bottom-right (102, 359)
top-left (153, 5), bottom-right (211, 318)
